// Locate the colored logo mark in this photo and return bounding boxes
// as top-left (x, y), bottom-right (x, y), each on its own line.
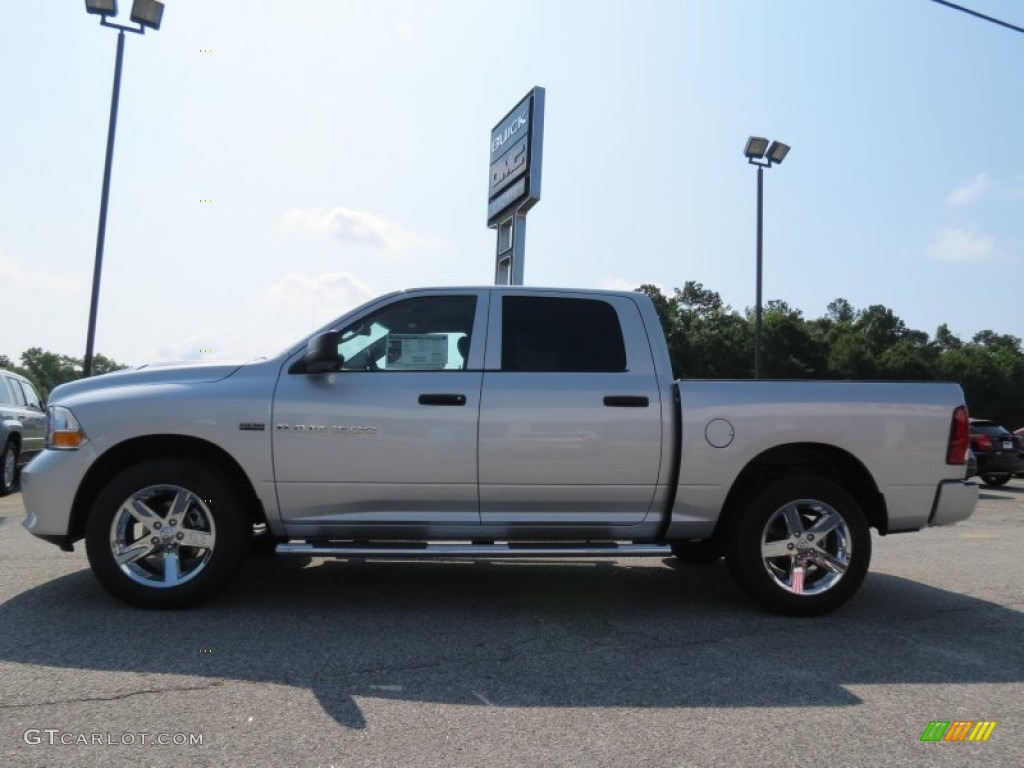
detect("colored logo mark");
top-left (920, 720), bottom-right (997, 742)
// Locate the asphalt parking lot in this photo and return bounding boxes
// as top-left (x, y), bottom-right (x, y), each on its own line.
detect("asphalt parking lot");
top-left (1, 483), bottom-right (1022, 768)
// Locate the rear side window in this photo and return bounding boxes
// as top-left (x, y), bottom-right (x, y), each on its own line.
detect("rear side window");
top-left (0, 377), bottom-right (11, 405)
top-left (6, 377), bottom-right (27, 406)
top-left (501, 296), bottom-right (627, 372)
top-left (20, 379), bottom-right (42, 409)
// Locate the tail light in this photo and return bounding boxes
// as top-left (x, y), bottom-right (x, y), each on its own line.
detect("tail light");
top-left (946, 406), bottom-right (969, 465)
top-left (971, 433), bottom-right (991, 451)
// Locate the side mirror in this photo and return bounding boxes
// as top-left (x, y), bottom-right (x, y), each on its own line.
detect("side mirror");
top-left (301, 331), bottom-right (343, 373)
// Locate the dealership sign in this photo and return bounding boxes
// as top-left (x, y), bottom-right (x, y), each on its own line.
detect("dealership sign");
top-left (487, 87), bottom-right (545, 227)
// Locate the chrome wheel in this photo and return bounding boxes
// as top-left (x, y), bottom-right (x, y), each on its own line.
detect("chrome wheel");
top-left (760, 499), bottom-right (851, 596)
top-left (108, 484), bottom-right (217, 588)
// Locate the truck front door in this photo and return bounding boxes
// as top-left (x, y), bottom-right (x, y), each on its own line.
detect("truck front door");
top-left (272, 292), bottom-right (487, 535)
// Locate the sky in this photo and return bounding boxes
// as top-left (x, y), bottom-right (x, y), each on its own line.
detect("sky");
top-left (2, 0), bottom-right (1023, 367)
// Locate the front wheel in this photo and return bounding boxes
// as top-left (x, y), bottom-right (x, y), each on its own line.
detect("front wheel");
top-left (724, 476), bottom-right (871, 616)
top-left (85, 459), bottom-right (249, 608)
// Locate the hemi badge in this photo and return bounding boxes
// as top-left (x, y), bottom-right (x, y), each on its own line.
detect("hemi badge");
top-left (239, 422), bottom-right (265, 431)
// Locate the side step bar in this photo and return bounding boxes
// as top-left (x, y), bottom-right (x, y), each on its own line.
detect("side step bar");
top-left (275, 542), bottom-right (673, 559)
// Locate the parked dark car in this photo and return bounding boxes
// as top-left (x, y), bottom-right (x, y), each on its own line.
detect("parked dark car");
top-left (1016, 428), bottom-right (1024, 477)
top-left (0, 368), bottom-right (46, 495)
top-left (969, 418), bottom-right (1024, 487)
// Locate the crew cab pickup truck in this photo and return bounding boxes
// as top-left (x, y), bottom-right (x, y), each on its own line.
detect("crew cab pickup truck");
top-left (22, 287), bottom-right (977, 615)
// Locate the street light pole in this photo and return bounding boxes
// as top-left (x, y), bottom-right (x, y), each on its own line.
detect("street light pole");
top-left (84, 29), bottom-right (125, 378)
top-left (754, 163), bottom-right (764, 380)
top-left (743, 136), bottom-right (790, 380)
top-left (82, 0), bottom-right (164, 377)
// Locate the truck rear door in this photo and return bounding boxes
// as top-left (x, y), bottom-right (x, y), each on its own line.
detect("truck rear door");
top-left (478, 292), bottom-right (662, 527)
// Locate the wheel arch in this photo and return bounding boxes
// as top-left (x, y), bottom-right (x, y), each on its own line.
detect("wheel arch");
top-left (712, 442), bottom-right (888, 541)
top-left (3, 429), bottom-right (21, 452)
top-left (68, 434), bottom-right (266, 542)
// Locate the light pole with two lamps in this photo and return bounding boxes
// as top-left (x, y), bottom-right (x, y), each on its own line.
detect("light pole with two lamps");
top-left (743, 136), bottom-right (790, 379)
top-left (82, 0), bottom-right (165, 377)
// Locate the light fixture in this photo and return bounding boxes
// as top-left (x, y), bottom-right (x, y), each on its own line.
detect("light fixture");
top-left (744, 136), bottom-right (769, 160)
top-left (130, 0), bottom-right (164, 30)
top-left (767, 141), bottom-right (790, 165)
top-left (85, 0), bottom-right (118, 15)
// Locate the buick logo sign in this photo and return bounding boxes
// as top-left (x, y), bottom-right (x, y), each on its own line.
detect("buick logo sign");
top-left (491, 111), bottom-right (529, 155)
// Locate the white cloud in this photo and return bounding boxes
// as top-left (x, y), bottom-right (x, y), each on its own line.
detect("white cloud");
top-left (601, 276), bottom-right (668, 294)
top-left (153, 330), bottom-right (289, 363)
top-left (264, 270), bottom-right (375, 318)
top-left (281, 207), bottom-right (435, 253)
top-left (947, 173), bottom-right (992, 205)
top-left (601, 276), bottom-right (639, 292)
top-left (0, 254), bottom-right (80, 296)
top-left (928, 229), bottom-right (995, 262)
top-left (396, 18), bottom-right (414, 41)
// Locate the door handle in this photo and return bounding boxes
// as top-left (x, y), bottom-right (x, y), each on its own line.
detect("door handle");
top-left (603, 395), bottom-right (649, 408)
top-left (418, 394), bottom-right (467, 406)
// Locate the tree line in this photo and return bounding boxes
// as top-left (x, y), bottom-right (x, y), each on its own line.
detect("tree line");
top-left (0, 348), bottom-right (126, 400)
top-left (637, 282), bottom-right (1024, 429)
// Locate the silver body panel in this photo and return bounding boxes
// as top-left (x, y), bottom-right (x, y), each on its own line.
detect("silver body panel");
top-left (22, 286), bottom-right (975, 548)
top-left (666, 380), bottom-right (976, 539)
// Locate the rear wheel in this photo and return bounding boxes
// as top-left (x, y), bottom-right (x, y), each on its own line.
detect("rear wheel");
top-left (980, 473), bottom-right (1010, 487)
top-left (724, 475), bottom-right (871, 616)
top-left (1, 441), bottom-right (18, 496)
top-left (85, 459), bottom-right (249, 608)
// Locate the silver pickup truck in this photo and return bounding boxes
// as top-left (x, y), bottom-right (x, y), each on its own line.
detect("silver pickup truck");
top-left (22, 287), bottom-right (977, 615)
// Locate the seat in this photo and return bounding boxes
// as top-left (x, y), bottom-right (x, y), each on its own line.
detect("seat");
top-left (457, 335), bottom-right (471, 369)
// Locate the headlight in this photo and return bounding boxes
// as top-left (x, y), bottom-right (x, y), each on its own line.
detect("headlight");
top-left (46, 406), bottom-right (88, 450)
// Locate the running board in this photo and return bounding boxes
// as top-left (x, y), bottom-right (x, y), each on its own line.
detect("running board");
top-left (275, 542), bottom-right (672, 558)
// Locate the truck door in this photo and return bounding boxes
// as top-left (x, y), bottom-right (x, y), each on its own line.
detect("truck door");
top-left (272, 291), bottom-right (487, 533)
top-left (478, 293), bottom-right (662, 528)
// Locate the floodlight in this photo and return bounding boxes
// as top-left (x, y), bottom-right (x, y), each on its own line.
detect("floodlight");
top-left (744, 136), bottom-right (769, 160)
top-left (85, 0), bottom-right (118, 15)
top-left (767, 141), bottom-right (790, 165)
top-left (130, 0), bottom-right (164, 30)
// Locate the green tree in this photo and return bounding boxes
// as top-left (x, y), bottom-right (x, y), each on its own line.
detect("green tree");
top-left (15, 348), bottom-right (128, 400)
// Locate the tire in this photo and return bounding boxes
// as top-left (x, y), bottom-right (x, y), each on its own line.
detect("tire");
top-left (980, 474), bottom-right (1010, 487)
top-left (85, 458), bottom-right (249, 608)
top-left (670, 539), bottom-right (722, 563)
top-left (724, 475), bottom-right (871, 617)
top-left (1, 440), bottom-right (18, 496)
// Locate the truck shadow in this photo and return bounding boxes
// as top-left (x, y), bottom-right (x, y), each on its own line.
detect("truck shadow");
top-left (1, 557), bottom-right (1021, 729)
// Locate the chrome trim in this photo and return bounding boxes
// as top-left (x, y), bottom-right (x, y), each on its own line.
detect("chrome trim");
top-left (275, 542), bottom-right (672, 558)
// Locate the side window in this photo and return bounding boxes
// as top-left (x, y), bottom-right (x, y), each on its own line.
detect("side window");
top-left (337, 295), bottom-right (477, 372)
top-left (0, 377), bottom-right (11, 405)
top-left (502, 297), bottom-right (627, 372)
top-left (7, 377), bottom-right (27, 406)
top-left (20, 379), bottom-right (42, 409)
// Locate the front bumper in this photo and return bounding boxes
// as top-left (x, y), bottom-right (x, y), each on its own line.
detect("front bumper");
top-left (21, 444), bottom-right (100, 543)
top-left (927, 480), bottom-right (978, 527)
